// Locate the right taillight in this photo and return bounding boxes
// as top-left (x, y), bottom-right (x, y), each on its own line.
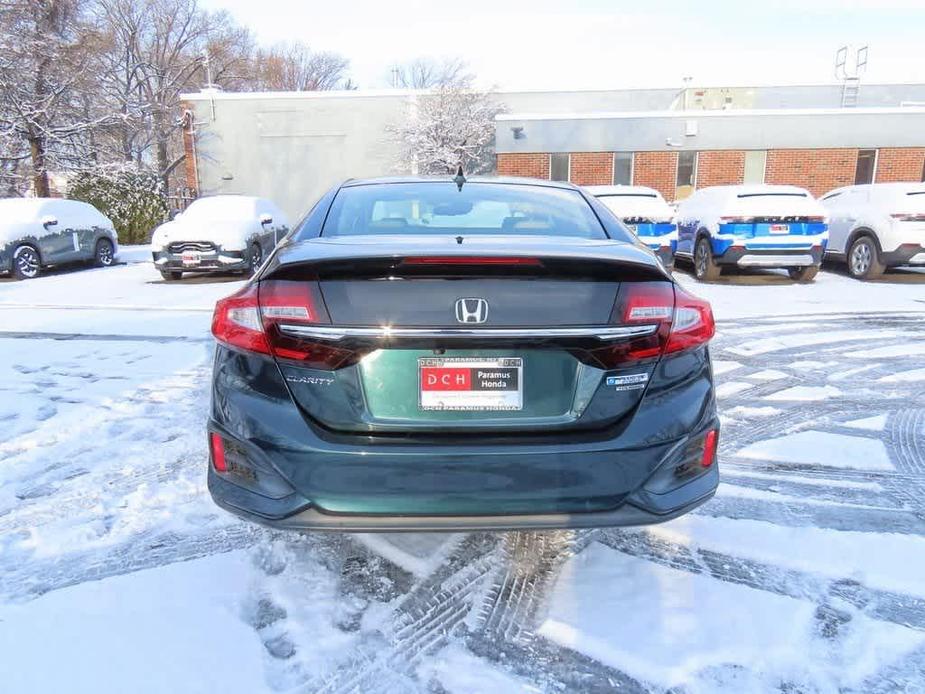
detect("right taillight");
top-left (665, 286), bottom-right (715, 355)
top-left (589, 282), bottom-right (714, 368)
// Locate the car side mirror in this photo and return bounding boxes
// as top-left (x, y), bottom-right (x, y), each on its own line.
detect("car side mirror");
top-left (41, 215), bottom-right (58, 228)
top-left (259, 214), bottom-right (273, 225)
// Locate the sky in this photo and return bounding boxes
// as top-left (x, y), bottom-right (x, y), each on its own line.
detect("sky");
top-left (202, 0), bottom-right (925, 91)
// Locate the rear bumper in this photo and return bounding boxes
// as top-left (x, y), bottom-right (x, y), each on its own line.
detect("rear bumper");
top-left (716, 246), bottom-right (824, 268)
top-left (881, 245), bottom-right (925, 267)
top-left (208, 463), bottom-right (718, 531)
top-left (207, 344), bottom-right (719, 531)
top-left (152, 249), bottom-right (248, 272)
top-left (206, 412), bottom-right (721, 531)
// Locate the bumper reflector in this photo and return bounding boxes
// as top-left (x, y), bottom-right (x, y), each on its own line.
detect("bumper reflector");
top-left (210, 432), bottom-right (227, 472)
top-left (702, 429), bottom-right (718, 467)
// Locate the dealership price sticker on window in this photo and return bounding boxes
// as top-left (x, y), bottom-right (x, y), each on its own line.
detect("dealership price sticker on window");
top-left (419, 357), bottom-right (523, 411)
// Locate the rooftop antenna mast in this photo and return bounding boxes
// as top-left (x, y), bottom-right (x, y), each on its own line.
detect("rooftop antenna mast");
top-left (835, 45), bottom-right (867, 108)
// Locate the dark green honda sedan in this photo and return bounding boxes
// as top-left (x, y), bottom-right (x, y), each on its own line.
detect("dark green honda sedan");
top-left (206, 176), bottom-right (719, 531)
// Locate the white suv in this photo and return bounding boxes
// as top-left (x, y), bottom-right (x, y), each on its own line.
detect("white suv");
top-left (585, 185), bottom-right (678, 270)
top-left (820, 183), bottom-right (925, 279)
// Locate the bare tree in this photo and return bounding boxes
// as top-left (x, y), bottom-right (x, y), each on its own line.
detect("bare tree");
top-left (388, 57), bottom-right (471, 89)
top-left (91, 0), bottom-right (255, 194)
top-left (0, 0), bottom-right (111, 196)
top-left (251, 41), bottom-right (350, 91)
top-left (389, 82), bottom-right (504, 175)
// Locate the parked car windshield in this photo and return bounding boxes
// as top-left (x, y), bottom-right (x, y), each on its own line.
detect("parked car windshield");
top-left (320, 182), bottom-right (608, 238)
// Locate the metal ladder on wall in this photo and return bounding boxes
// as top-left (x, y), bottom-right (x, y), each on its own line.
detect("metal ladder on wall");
top-left (841, 77), bottom-right (860, 107)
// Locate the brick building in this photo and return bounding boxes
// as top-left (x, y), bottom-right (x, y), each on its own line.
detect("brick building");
top-left (182, 84), bottom-right (925, 218)
top-left (496, 108), bottom-right (925, 201)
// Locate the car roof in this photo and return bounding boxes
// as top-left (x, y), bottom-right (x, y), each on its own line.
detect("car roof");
top-left (192, 194), bottom-right (265, 203)
top-left (696, 184), bottom-right (811, 196)
top-left (826, 182), bottom-right (925, 194)
top-left (583, 185), bottom-right (661, 197)
top-left (340, 175), bottom-right (581, 191)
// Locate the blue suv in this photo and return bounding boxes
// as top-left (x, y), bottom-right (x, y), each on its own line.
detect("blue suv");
top-left (675, 185), bottom-right (828, 282)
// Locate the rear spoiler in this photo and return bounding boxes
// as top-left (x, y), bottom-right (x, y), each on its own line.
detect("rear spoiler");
top-left (265, 253), bottom-right (669, 282)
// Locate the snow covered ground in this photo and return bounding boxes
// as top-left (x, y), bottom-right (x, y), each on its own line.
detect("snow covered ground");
top-left (1, 252), bottom-right (924, 693)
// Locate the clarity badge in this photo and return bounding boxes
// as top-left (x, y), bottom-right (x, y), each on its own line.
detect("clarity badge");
top-left (606, 373), bottom-right (649, 391)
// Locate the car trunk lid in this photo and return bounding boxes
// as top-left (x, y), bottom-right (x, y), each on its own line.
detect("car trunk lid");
top-left (259, 235), bottom-right (671, 433)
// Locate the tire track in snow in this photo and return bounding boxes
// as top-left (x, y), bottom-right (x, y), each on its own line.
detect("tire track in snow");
top-left (597, 529), bottom-right (925, 633)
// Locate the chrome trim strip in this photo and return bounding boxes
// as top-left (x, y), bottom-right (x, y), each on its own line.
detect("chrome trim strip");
top-left (276, 324), bottom-right (658, 342)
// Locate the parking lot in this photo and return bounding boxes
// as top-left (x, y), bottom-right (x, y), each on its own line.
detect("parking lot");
top-left (1, 254), bottom-right (924, 693)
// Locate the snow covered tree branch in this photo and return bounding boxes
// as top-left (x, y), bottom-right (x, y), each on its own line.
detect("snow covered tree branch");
top-left (388, 80), bottom-right (505, 176)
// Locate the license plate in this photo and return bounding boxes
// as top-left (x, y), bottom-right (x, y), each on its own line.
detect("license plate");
top-left (181, 251), bottom-right (201, 266)
top-left (419, 357), bottom-right (523, 411)
top-left (768, 224), bottom-right (790, 234)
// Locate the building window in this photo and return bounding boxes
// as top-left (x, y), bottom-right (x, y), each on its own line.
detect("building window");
top-left (676, 151), bottom-right (697, 199)
top-left (855, 149), bottom-right (877, 184)
top-left (744, 151), bottom-right (767, 184)
top-left (613, 152), bottom-right (633, 185)
top-left (550, 153), bottom-right (570, 182)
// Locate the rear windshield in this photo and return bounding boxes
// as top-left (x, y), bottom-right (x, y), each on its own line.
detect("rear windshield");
top-left (320, 183), bottom-right (607, 239)
top-left (595, 194), bottom-right (671, 221)
top-left (736, 193), bottom-right (808, 199)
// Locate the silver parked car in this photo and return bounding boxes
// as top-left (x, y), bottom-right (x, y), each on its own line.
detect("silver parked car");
top-left (0, 198), bottom-right (119, 280)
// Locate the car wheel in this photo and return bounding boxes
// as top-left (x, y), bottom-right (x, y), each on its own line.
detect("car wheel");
top-left (160, 270), bottom-right (183, 281)
top-left (12, 245), bottom-right (41, 280)
top-left (94, 238), bottom-right (115, 267)
top-left (847, 235), bottom-right (885, 280)
top-left (694, 237), bottom-right (721, 281)
top-left (788, 266), bottom-right (819, 282)
top-left (247, 243), bottom-right (263, 276)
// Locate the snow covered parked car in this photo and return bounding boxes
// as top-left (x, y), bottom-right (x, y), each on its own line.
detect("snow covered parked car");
top-left (585, 185), bottom-right (678, 270)
top-left (820, 183), bottom-right (925, 280)
top-left (150, 195), bottom-right (289, 281)
top-left (0, 198), bottom-right (118, 280)
top-left (676, 184), bottom-right (828, 282)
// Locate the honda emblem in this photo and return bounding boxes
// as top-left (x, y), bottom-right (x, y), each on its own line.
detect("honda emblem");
top-left (455, 298), bottom-right (489, 324)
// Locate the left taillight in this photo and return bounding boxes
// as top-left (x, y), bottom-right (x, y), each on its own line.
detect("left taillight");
top-left (211, 284), bottom-right (271, 355)
top-left (212, 279), bottom-right (355, 369)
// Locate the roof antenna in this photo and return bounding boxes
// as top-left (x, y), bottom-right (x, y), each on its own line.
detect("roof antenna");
top-left (453, 164), bottom-right (466, 192)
